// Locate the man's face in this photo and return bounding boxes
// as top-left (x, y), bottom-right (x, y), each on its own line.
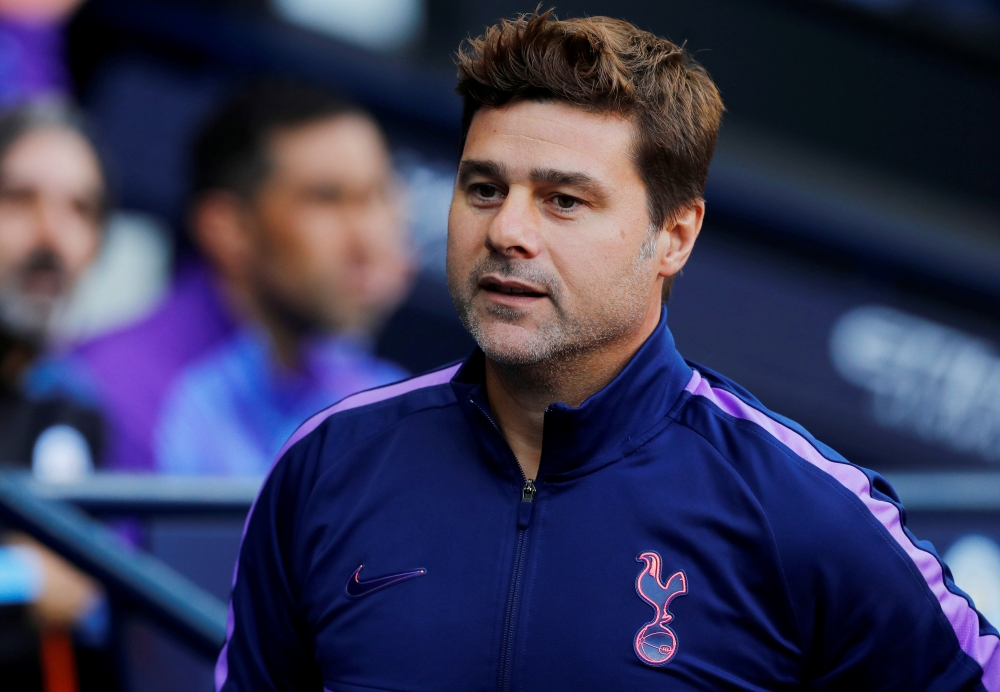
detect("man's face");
top-left (248, 115), bottom-right (410, 334)
top-left (0, 127), bottom-right (103, 341)
top-left (447, 100), bottom-right (664, 367)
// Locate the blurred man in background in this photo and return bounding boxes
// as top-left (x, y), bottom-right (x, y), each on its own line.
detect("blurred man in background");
top-left (155, 83), bottom-right (410, 476)
top-left (0, 99), bottom-right (110, 691)
top-left (0, 101), bottom-right (105, 469)
top-left (39, 82), bottom-right (412, 477)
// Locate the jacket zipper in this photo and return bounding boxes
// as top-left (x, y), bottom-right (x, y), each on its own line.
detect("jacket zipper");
top-left (470, 399), bottom-right (536, 692)
top-left (497, 486), bottom-right (533, 692)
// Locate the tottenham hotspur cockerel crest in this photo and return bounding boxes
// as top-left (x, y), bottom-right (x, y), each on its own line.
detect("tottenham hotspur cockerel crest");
top-left (634, 551), bottom-right (688, 666)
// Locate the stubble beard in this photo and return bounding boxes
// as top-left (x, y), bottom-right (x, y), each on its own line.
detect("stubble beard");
top-left (449, 248), bottom-right (655, 387)
top-left (0, 250), bottom-right (70, 344)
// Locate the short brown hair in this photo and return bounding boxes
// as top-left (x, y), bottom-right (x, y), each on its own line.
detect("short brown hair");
top-left (455, 10), bottom-right (724, 298)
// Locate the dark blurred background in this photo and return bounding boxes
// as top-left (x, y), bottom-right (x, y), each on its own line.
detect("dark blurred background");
top-left (0, 0), bottom-right (999, 689)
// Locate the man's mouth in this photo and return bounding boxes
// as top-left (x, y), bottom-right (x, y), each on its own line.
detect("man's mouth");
top-left (478, 276), bottom-right (548, 298)
top-left (20, 268), bottom-right (65, 298)
top-left (16, 251), bottom-right (66, 299)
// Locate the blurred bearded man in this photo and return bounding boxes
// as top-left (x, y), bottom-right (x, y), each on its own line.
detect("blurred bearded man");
top-left (217, 12), bottom-right (999, 692)
top-left (0, 100), bottom-right (105, 467)
top-left (0, 100), bottom-right (110, 691)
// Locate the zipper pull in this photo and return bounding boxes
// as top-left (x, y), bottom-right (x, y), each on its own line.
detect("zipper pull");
top-left (517, 480), bottom-right (536, 529)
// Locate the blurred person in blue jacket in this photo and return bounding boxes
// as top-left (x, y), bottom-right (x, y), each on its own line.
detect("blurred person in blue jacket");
top-left (0, 99), bottom-right (111, 690)
top-left (154, 82), bottom-right (411, 477)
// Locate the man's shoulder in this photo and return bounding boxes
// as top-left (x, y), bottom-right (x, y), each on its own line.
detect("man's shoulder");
top-left (673, 361), bottom-right (926, 565)
top-left (673, 362), bottom-right (895, 531)
top-left (278, 361), bottom-right (464, 462)
top-left (672, 367), bottom-right (993, 686)
top-left (677, 362), bottom-right (848, 481)
top-left (156, 334), bottom-right (252, 434)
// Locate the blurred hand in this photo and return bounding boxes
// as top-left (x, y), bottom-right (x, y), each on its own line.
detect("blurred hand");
top-left (5, 533), bottom-right (100, 631)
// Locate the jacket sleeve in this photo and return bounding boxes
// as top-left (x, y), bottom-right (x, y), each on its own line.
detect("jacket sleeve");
top-left (772, 467), bottom-right (998, 691)
top-left (215, 447), bottom-right (322, 692)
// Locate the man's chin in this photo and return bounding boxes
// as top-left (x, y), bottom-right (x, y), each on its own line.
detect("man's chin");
top-left (471, 320), bottom-right (555, 366)
top-left (0, 295), bottom-right (57, 342)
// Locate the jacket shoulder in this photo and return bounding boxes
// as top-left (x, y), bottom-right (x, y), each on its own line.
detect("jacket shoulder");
top-left (279, 362), bottom-right (463, 462)
top-left (249, 362), bottom-right (464, 534)
top-left (675, 361), bottom-right (906, 533)
top-left (676, 362), bottom-right (847, 480)
top-left (675, 362), bottom-right (996, 680)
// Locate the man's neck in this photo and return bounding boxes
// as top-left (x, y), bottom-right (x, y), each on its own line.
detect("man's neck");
top-left (220, 278), bottom-right (307, 370)
top-left (484, 307), bottom-right (662, 481)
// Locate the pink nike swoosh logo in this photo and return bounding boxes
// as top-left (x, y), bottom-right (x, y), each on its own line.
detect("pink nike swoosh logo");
top-left (345, 564), bottom-right (427, 598)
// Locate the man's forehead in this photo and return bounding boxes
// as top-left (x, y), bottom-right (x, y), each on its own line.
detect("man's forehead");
top-left (463, 100), bottom-right (636, 180)
top-left (268, 115), bottom-right (390, 182)
top-left (0, 128), bottom-right (103, 193)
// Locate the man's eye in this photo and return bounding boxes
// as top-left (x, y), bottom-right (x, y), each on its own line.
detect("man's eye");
top-left (0, 187), bottom-right (33, 205)
top-left (73, 198), bottom-right (101, 223)
top-left (553, 194), bottom-right (579, 210)
top-left (304, 188), bottom-right (346, 204)
top-left (472, 184), bottom-right (501, 199)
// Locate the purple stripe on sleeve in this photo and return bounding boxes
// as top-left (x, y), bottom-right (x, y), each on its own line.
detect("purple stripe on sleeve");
top-left (273, 363), bottom-right (463, 461)
top-left (685, 369), bottom-right (1000, 689)
top-left (214, 602), bottom-right (234, 691)
top-left (215, 363), bottom-right (461, 691)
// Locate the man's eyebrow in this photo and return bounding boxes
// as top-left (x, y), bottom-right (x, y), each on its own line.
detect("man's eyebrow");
top-left (457, 159), bottom-right (509, 185)
top-left (530, 168), bottom-right (609, 199)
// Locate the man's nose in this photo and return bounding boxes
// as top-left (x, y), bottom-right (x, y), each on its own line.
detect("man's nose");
top-left (31, 197), bottom-right (62, 249)
top-left (484, 189), bottom-right (540, 259)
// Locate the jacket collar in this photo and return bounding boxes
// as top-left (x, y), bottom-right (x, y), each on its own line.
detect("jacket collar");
top-left (450, 307), bottom-right (692, 480)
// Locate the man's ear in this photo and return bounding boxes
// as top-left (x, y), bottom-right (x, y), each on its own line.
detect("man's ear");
top-left (655, 200), bottom-right (704, 280)
top-left (190, 191), bottom-right (253, 281)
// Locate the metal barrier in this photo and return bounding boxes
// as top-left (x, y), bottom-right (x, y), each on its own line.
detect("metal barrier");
top-left (883, 472), bottom-right (1000, 512)
top-left (19, 470), bottom-right (1000, 514)
top-left (24, 474), bottom-right (262, 517)
top-left (0, 473), bottom-right (229, 659)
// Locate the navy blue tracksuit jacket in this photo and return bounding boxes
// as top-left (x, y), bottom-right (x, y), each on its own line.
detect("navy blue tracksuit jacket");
top-left (216, 311), bottom-right (1000, 691)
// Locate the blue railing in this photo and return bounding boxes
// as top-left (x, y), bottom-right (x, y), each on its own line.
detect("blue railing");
top-left (0, 473), bottom-right (228, 659)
